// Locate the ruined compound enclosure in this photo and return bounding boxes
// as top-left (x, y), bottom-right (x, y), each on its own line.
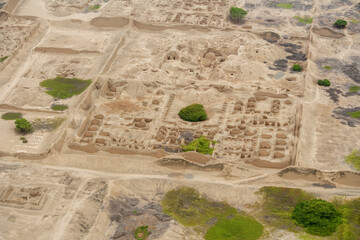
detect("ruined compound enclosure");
top-left (0, 0), bottom-right (359, 239)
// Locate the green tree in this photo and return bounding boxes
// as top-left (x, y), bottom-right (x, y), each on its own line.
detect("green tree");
top-left (229, 7), bottom-right (248, 22)
top-left (292, 199), bottom-right (342, 236)
top-left (334, 19), bottom-right (348, 29)
top-left (15, 118), bottom-right (32, 133)
top-left (178, 104), bottom-right (207, 122)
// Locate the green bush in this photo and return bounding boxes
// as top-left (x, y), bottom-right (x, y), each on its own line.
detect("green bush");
top-left (347, 111), bottom-right (360, 119)
top-left (345, 150), bottom-right (360, 171)
top-left (229, 7), bottom-right (248, 22)
top-left (292, 199), bottom-right (342, 236)
top-left (178, 104), bottom-right (207, 122)
top-left (317, 80), bottom-right (324, 86)
top-left (1, 112), bottom-right (22, 120)
top-left (349, 86), bottom-right (360, 93)
top-left (161, 187), bottom-right (237, 226)
top-left (205, 216), bottom-right (264, 240)
top-left (0, 56), bottom-right (8, 63)
top-left (15, 118), bottom-right (32, 133)
top-left (88, 4), bottom-right (101, 11)
top-left (334, 19), bottom-right (348, 28)
top-left (51, 104), bottom-right (68, 111)
top-left (323, 79), bottom-right (331, 86)
top-left (181, 136), bottom-right (216, 155)
top-left (292, 64), bottom-right (302, 72)
top-left (40, 76), bottom-right (91, 99)
top-left (134, 226), bottom-right (149, 240)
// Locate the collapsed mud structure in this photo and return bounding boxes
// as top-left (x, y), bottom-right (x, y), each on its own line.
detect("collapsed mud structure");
top-left (0, 0), bottom-right (359, 239)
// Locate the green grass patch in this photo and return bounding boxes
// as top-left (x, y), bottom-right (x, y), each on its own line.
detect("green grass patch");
top-left (324, 66), bottom-right (332, 70)
top-left (205, 215), bottom-right (264, 240)
top-left (276, 3), bottom-right (293, 9)
top-left (0, 56), bottom-right (8, 63)
top-left (134, 226), bottom-right (149, 240)
top-left (51, 104), bottom-right (68, 111)
top-left (347, 111), bottom-right (360, 119)
top-left (256, 186), bottom-right (314, 231)
top-left (349, 86), bottom-right (360, 93)
top-left (40, 76), bottom-right (91, 99)
top-left (178, 104), bottom-right (207, 122)
top-left (181, 136), bottom-right (215, 155)
top-left (294, 16), bottom-right (313, 24)
top-left (345, 150), bottom-right (360, 171)
top-left (88, 4), bottom-right (101, 11)
top-left (162, 187), bottom-right (237, 227)
top-left (332, 198), bottom-right (360, 240)
top-left (1, 112), bottom-right (22, 120)
top-left (32, 117), bottom-right (66, 131)
top-left (350, 18), bottom-right (360, 24)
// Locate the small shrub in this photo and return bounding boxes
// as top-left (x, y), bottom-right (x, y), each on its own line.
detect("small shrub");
top-left (345, 150), bottom-right (360, 171)
top-left (205, 216), bottom-right (264, 240)
top-left (20, 137), bottom-right (28, 143)
top-left (277, 3), bottom-right (293, 9)
top-left (349, 86), bottom-right (360, 93)
top-left (324, 65), bottom-right (332, 70)
top-left (178, 104), bottom-right (207, 122)
top-left (292, 64), bottom-right (302, 72)
top-left (15, 118), bottom-right (32, 133)
top-left (0, 56), bottom-right (8, 63)
top-left (1, 112), bottom-right (22, 120)
top-left (181, 136), bottom-right (216, 155)
top-left (292, 199), bottom-right (342, 236)
top-left (229, 7), bottom-right (248, 22)
top-left (51, 104), bottom-right (68, 111)
top-left (317, 80), bottom-right (324, 86)
top-left (294, 16), bottom-right (313, 24)
top-left (323, 79), bottom-right (331, 86)
top-left (88, 4), bottom-right (101, 11)
top-left (334, 19), bottom-right (348, 29)
top-left (347, 111), bottom-right (360, 119)
top-left (134, 226), bottom-right (149, 240)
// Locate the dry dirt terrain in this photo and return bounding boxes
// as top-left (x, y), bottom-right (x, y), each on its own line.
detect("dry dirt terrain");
top-left (0, 0), bottom-right (360, 239)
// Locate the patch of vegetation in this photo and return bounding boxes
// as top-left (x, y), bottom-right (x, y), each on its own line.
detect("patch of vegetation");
top-left (178, 104), bottom-right (207, 122)
top-left (351, 18), bottom-right (360, 24)
top-left (1, 112), bottom-right (22, 120)
top-left (32, 117), bottom-right (66, 131)
top-left (345, 150), bottom-right (360, 171)
top-left (20, 136), bottom-right (28, 143)
top-left (205, 215), bottom-right (264, 240)
top-left (256, 187), bottom-right (314, 231)
top-left (292, 199), bottom-right (342, 236)
top-left (88, 4), bottom-right (101, 11)
top-left (334, 19), bottom-right (348, 29)
top-left (294, 16), bottom-right (313, 24)
top-left (292, 64), bottom-right (302, 72)
top-left (181, 136), bottom-right (216, 155)
top-left (134, 226), bottom-right (149, 240)
top-left (0, 56), bottom-right (8, 63)
top-left (162, 187), bottom-right (237, 226)
top-left (347, 111), bottom-right (360, 119)
top-left (324, 65), bottom-right (332, 70)
top-left (349, 86), bottom-right (360, 93)
top-left (229, 7), bottom-right (248, 22)
top-left (317, 79), bottom-right (331, 87)
top-left (51, 104), bottom-right (68, 111)
top-left (332, 197), bottom-right (360, 239)
top-left (276, 3), bottom-right (293, 9)
top-left (40, 76), bottom-right (91, 99)
top-left (15, 118), bottom-right (32, 133)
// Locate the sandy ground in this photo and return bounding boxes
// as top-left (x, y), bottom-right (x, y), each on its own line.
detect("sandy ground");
top-left (0, 0), bottom-right (359, 239)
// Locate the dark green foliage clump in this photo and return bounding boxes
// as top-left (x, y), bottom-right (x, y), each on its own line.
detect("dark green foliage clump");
top-left (292, 199), bottom-right (342, 236)
top-left (205, 216), bottom-right (264, 240)
top-left (292, 64), bottom-right (302, 72)
top-left (134, 226), bottom-right (149, 240)
top-left (51, 104), bottom-right (68, 111)
top-left (318, 79), bottom-right (331, 86)
top-left (161, 187), bottom-right (237, 226)
top-left (349, 86), bottom-right (360, 93)
top-left (0, 56), bottom-right (8, 63)
top-left (1, 112), bottom-right (22, 120)
top-left (15, 118), bottom-right (32, 133)
top-left (229, 7), bottom-right (248, 22)
top-left (345, 150), bottom-right (360, 171)
top-left (256, 187), bottom-right (314, 230)
top-left (347, 111), bottom-right (360, 119)
top-left (334, 19), bottom-right (348, 29)
top-left (178, 104), bottom-right (207, 122)
top-left (40, 76), bottom-right (91, 99)
top-left (181, 136), bottom-right (216, 155)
